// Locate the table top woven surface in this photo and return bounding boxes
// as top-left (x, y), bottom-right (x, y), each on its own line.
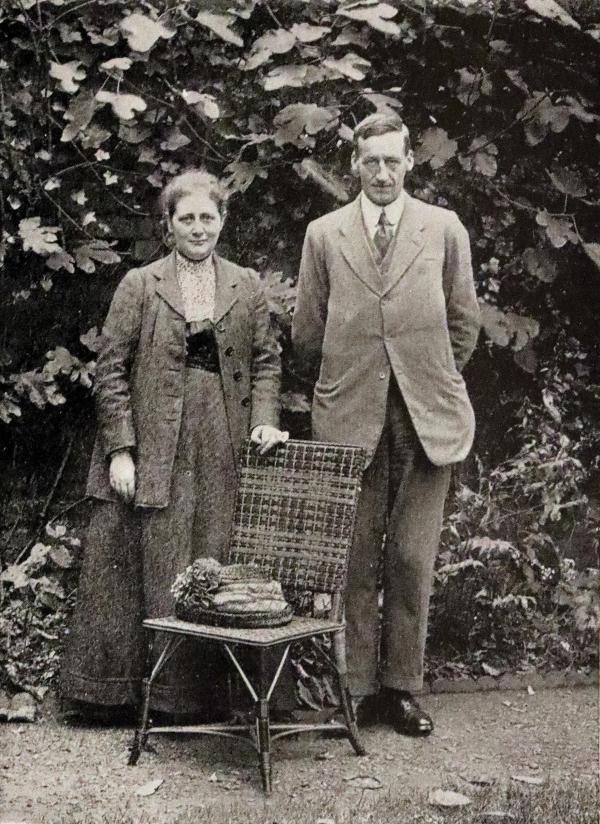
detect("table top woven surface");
top-left (143, 614), bottom-right (344, 646)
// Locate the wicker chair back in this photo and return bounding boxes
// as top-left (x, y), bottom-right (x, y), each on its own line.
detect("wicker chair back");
top-left (228, 440), bottom-right (367, 594)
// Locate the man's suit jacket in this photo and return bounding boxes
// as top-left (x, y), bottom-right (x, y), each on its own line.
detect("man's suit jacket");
top-left (86, 252), bottom-right (281, 507)
top-left (292, 193), bottom-right (480, 466)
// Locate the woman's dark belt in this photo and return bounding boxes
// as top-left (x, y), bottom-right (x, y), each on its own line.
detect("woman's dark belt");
top-left (185, 326), bottom-right (220, 374)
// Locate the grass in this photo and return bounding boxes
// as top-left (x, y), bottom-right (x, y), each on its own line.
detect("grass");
top-left (42, 776), bottom-right (599, 824)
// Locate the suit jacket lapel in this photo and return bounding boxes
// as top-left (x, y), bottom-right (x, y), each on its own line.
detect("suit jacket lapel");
top-left (154, 251), bottom-right (184, 317)
top-left (213, 255), bottom-right (239, 322)
top-left (338, 196), bottom-right (382, 296)
top-left (381, 195), bottom-right (426, 296)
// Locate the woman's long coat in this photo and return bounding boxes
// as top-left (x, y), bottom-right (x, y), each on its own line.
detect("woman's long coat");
top-left (86, 251), bottom-right (281, 508)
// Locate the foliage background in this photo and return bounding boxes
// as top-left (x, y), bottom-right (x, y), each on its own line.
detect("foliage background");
top-left (0, 0), bottom-right (598, 700)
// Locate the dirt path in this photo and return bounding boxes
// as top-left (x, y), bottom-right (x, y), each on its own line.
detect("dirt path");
top-left (0, 687), bottom-right (597, 823)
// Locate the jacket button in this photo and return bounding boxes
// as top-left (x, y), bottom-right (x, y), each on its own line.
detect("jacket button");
top-left (216, 323), bottom-right (225, 332)
top-left (233, 370), bottom-right (242, 382)
top-left (241, 397), bottom-right (250, 407)
top-left (225, 346), bottom-right (234, 356)
top-left (379, 372), bottom-right (386, 380)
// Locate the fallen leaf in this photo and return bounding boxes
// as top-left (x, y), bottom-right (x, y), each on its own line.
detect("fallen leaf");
top-left (315, 750), bottom-right (335, 761)
top-left (343, 775), bottom-right (383, 790)
top-left (135, 778), bottom-right (164, 796)
top-left (7, 692), bottom-right (37, 723)
top-left (460, 774), bottom-right (495, 786)
top-left (510, 774), bottom-right (545, 785)
top-left (527, 685), bottom-right (535, 695)
top-left (428, 789), bottom-right (471, 808)
top-left (481, 662), bottom-right (501, 677)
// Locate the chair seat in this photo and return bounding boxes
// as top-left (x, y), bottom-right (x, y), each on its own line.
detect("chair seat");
top-left (143, 614), bottom-right (345, 647)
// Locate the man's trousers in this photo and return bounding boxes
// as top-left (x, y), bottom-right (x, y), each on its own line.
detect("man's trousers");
top-left (346, 379), bottom-right (451, 696)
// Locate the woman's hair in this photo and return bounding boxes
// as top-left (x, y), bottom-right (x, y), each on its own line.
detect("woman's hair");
top-left (159, 168), bottom-right (229, 220)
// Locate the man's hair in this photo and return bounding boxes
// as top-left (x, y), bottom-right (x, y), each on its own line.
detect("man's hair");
top-left (353, 113), bottom-right (411, 155)
top-left (159, 168), bottom-right (229, 220)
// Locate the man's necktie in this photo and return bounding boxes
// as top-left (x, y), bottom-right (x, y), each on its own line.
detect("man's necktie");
top-left (373, 209), bottom-right (394, 261)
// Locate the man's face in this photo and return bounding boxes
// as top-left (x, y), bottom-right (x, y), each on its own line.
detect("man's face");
top-left (351, 131), bottom-right (414, 206)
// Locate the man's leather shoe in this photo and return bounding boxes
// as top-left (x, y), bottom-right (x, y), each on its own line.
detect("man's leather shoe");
top-left (380, 688), bottom-right (433, 736)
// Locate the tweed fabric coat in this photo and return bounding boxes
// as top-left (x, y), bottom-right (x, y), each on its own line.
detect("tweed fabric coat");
top-left (86, 251), bottom-right (281, 507)
top-left (292, 194), bottom-right (480, 466)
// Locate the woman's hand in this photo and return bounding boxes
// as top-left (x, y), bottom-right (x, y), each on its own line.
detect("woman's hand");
top-left (250, 425), bottom-right (289, 455)
top-left (109, 450), bottom-right (136, 502)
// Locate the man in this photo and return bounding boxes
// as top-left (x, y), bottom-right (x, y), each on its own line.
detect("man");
top-left (292, 113), bottom-right (480, 736)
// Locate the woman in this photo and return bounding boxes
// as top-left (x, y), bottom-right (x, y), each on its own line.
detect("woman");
top-left (60, 169), bottom-right (287, 721)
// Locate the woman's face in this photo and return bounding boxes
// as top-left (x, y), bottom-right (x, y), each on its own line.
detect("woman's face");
top-left (168, 191), bottom-right (223, 260)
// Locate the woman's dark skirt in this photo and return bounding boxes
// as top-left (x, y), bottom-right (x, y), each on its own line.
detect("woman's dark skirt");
top-left (59, 367), bottom-right (238, 715)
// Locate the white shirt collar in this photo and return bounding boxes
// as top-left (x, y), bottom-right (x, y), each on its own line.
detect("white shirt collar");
top-left (360, 190), bottom-right (406, 239)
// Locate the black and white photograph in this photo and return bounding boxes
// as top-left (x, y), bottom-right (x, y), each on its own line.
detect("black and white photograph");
top-left (0, 0), bottom-right (598, 821)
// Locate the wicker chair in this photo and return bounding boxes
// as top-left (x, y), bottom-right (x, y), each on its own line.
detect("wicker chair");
top-left (128, 439), bottom-right (368, 793)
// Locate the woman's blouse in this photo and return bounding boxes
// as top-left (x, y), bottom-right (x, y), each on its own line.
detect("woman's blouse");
top-left (175, 252), bottom-right (216, 324)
